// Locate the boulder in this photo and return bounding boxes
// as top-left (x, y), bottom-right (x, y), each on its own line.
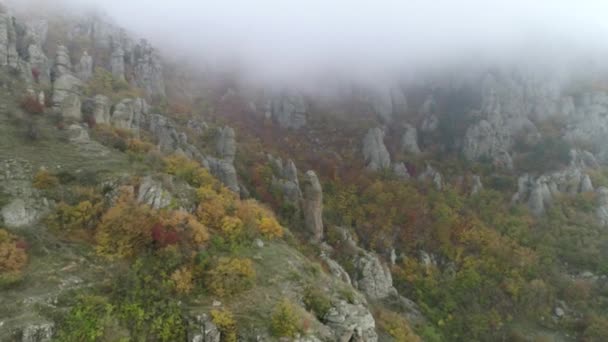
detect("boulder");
top-left (352, 249), bottom-right (396, 300)
top-left (52, 74), bottom-right (83, 120)
top-left (302, 170), bottom-right (323, 242)
top-left (324, 300), bottom-right (378, 342)
top-left (401, 124), bottom-right (421, 155)
top-left (207, 157), bottom-right (239, 193)
top-left (362, 127), bottom-right (391, 171)
top-left (111, 98), bottom-right (147, 134)
top-left (596, 187), bottom-right (608, 226)
top-left (392, 162), bottom-right (410, 180)
top-left (67, 124), bottom-right (90, 143)
top-left (471, 175), bottom-right (483, 195)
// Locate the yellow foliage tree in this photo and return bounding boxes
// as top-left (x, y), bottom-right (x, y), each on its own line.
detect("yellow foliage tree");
top-left (210, 309), bottom-right (237, 342)
top-left (94, 192), bottom-right (157, 259)
top-left (170, 266), bottom-right (194, 294)
top-left (236, 200), bottom-right (284, 240)
top-left (206, 257), bottom-right (255, 297)
top-left (270, 298), bottom-right (301, 338)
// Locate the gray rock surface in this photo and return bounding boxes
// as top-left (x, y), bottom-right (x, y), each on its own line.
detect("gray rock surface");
top-left (392, 162), bottom-right (410, 180)
top-left (352, 249), bottom-right (396, 300)
top-left (418, 164), bottom-right (443, 190)
top-left (67, 124), bottom-right (90, 143)
top-left (271, 92), bottom-right (307, 129)
top-left (53, 45), bottom-right (72, 78)
top-left (20, 322), bottom-right (54, 342)
top-left (362, 127), bottom-right (391, 171)
top-left (302, 170), bottom-right (324, 242)
top-left (0, 159), bottom-right (48, 228)
top-left (206, 157), bottom-right (239, 193)
top-left (52, 74), bottom-right (84, 120)
top-left (0, 13), bottom-right (19, 68)
top-left (137, 176), bottom-right (172, 209)
top-left (189, 314), bottom-right (221, 342)
top-left (92, 95), bottom-right (111, 124)
top-left (471, 175), bottom-right (483, 195)
top-left (596, 187), bottom-right (608, 226)
top-left (324, 300), bottom-right (378, 342)
top-left (133, 40), bottom-right (165, 97)
top-left (269, 155), bottom-right (302, 206)
top-left (111, 98), bottom-right (148, 134)
top-left (111, 46), bottom-right (125, 81)
top-left (216, 127), bottom-right (236, 162)
top-left (77, 51), bottom-right (93, 81)
top-left (401, 124), bottom-right (421, 155)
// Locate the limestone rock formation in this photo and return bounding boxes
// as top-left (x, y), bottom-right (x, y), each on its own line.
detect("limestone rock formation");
top-left (362, 127), bottom-right (391, 171)
top-left (269, 155), bottom-right (302, 206)
top-left (52, 74), bottom-right (84, 120)
top-left (302, 170), bottom-right (324, 242)
top-left (370, 86), bottom-right (407, 122)
top-left (271, 92), bottom-right (307, 129)
top-left (471, 175), bottom-right (483, 195)
top-left (393, 162), bottom-right (410, 180)
top-left (0, 159), bottom-right (48, 228)
top-left (418, 164), bottom-right (443, 190)
top-left (189, 314), bottom-right (221, 342)
top-left (77, 51), bottom-right (93, 81)
top-left (401, 124), bottom-right (421, 155)
top-left (324, 300), bottom-right (378, 342)
top-left (0, 12), bottom-right (19, 68)
top-left (111, 98), bottom-right (148, 134)
top-left (27, 43), bottom-right (50, 83)
top-left (137, 176), bottom-right (172, 209)
top-left (206, 157), bottom-right (239, 193)
top-left (216, 127), bottom-right (236, 162)
top-left (67, 124), bottom-right (90, 143)
top-left (321, 253), bottom-right (352, 285)
top-left (133, 40), bottom-right (165, 97)
top-left (53, 45), bottom-right (72, 78)
top-left (92, 95), bottom-right (111, 124)
top-left (111, 46), bottom-right (125, 81)
top-left (596, 187), bottom-right (608, 226)
top-left (513, 153), bottom-right (596, 216)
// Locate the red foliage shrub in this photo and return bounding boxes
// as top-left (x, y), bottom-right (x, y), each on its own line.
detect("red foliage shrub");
top-left (31, 68), bottom-right (40, 83)
top-left (15, 240), bottom-right (30, 250)
top-left (151, 223), bottom-right (180, 248)
top-left (20, 95), bottom-right (44, 115)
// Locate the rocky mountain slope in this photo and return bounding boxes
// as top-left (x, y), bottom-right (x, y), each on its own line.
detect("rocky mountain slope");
top-left (1, 2), bottom-right (608, 342)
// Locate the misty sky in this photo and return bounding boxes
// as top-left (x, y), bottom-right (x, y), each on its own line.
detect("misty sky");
top-left (14, 0), bottom-right (608, 81)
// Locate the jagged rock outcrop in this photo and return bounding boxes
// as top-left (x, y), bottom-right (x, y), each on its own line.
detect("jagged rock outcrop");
top-left (27, 43), bottom-right (50, 83)
top-left (77, 51), bottom-right (93, 81)
top-left (133, 40), bottom-right (165, 97)
top-left (148, 114), bottom-right (203, 161)
top-left (111, 46), bottom-right (125, 81)
top-left (0, 160), bottom-right (48, 228)
top-left (53, 45), bottom-right (72, 78)
top-left (269, 155), bottom-right (302, 206)
top-left (320, 252), bottom-right (352, 285)
top-left (20, 322), bottom-right (54, 342)
top-left (471, 175), bottom-right (483, 195)
top-left (352, 249), bottom-right (396, 300)
top-left (92, 95), bottom-right (111, 124)
top-left (563, 92), bottom-right (608, 162)
top-left (324, 300), bottom-right (378, 342)
top-left (362, 127), bottom-right (391, 171)
top-left (189, 314), bottom-right (220, 342)
top-left (111, 98), bottom-right (148, 134)
top-left (370, 86), bottom-right (407, 122)
top-left (596, 187), bottom-right (608, 226)
top-left (302, 170), bottom-right (324, 242)
top-left (0, 12), bottom-right (19, 68)
top-left (137, 176), bottom-right (172, 209)
top-left (271, 92), bottom-right (307, 129)
top-left (52, 74), bottom-right (83, 120)
top-left (512, 151), bottom-right (596, 216)
top-left (401, 124), bottom-right (421, 155)
top-left (216, 127), bottom-right (236, 162)
top-left (392, 162), bottom-right (410, 180)
top-left (418, 164), bottom-right (443, 190)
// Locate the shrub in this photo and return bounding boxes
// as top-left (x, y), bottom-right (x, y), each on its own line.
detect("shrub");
top-left (236, 200), bottom-right (284, 239)
top-left (0, 229), bottom-right (28, 273)
top-left (164, 155), bottom-right (217, 188)
top-left (210, 309), bottom-right (237, 342)
top-left (206, 257), bottom-right (255, 297)
top-left (258, 216), bottom-right (284, 240)
top-left (33, 169), bottom-right (59, 190)
top-left (47, 200), bottom-right (104, 233)
top-left (170, 266), bottom-right (194, 294)
top-left (55, 295), bottom-right (115, 342)
top-left (20, 94), bottom-right (44, 115)
top-left (271, 298), bottom-right (301, 338)
top-left (375, 309), bottom-right (421, 342)
top-left (303, 286), bottom-right (332, 320)
top-left (95, 192), bottom-right (158, 259)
